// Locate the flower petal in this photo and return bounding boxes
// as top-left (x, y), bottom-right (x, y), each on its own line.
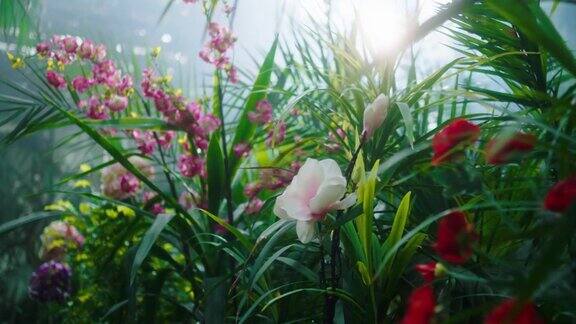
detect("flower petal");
top-left (296, 220), bottom-right (317, 243)
top-left (309, 177), bottom-right (346, 214)
top-left (331, 193), bottom-right (357, 210)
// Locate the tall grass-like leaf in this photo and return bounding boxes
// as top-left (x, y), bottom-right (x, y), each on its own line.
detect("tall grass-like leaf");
top-left (228, 37), bottom-right (279, 178)
top-left (396, 102), bottom-right (414, 148)
top-left (207, 134), bottom-right (225, 215)
top-left (129, 214), bottom-right (174, 287)
top-left (0, 211), bottom-right (61, 235)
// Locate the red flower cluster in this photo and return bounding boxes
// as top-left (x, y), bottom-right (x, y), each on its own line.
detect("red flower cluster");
top-left (544, 176), bottom-right (576, 213)
top-left (401, 286), bottom-right (436, 324)
top-left (486, 133), bottom-right (536, 165)
top-left (432, 118), bottom-right (480, 165)
top-left (485, 299), bottom-right (544, 324)
top-left (433, 211), bottom-right (478, 264)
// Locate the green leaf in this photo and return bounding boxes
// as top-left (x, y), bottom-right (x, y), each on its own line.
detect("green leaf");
top-left (129, 214), bottom-right (174, 287)
top-left (382, 191), bottom-right (412, 252)
top-left (228, 36), bottom-right (279, 178)
top-left (487, 0), bottom-right (576, 77)
top-left (0, 211), bottom-right (61, 235)
top-left (207, 134), bottom-right (225, 215)
top-left (396, 102), bottom-right (414, 148)
top-left (199, 209), bottom-right (253, 250)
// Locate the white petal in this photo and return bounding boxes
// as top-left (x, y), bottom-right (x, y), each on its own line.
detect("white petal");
top-left (331, 193), bottom-right (357, 210)
top-left (296, 220), bottom-right (317, 243)
top-left (319, 159), bottom-right (344, 178)
top-left (309, 177), bottom-right (347, 214)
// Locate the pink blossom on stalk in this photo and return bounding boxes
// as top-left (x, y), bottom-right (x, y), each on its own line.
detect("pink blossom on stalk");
top-left (82, 96), bottom-right (109, 120)
top-left (178, 154), bottom-right (206, 178)
top-left (197, 113), bottom-right (221, 134)
top-left (62, 36), bottom-right (78, 54)
top-left (233, 142), bottom-right (251, 158)
top-left (157, 131), bottom-right (175, 149)
top-left (120, 173), bottom-right (140, 195)
top-left (150, 203), bottom-right (165, 215)
top-left (244, 182), bottom-right (262, 199)
top-left (248, 100), bottom-right (273, 125)
top-left (245, 198), bottom-right (264, 215)
top-left (101, 156), bottom-right (154, 200)
top-left (199, 48), bottom-right (212, 63)
top-left (105, 95), bottom-right (129, 112)
top-left (228, 65), bottom-right (238, 83)
top-left (36, 42), bottom-right (50, 56)
top-left (77, 39), bottom-right (95, 59)
top-left (72, 76), bottom-right (91, 93)
top-left (266, 121), bottom-right (287, 147)
top-left (46, 71), bottom-right (66, 89)
top-left (117, 75), bottom-right (133, 95)
top-left (131, 130), bottom-right (155, 155)
top-left (92, 60), bottom-right (118, 85)
top-left (92, 44), bottom-right (107, 63)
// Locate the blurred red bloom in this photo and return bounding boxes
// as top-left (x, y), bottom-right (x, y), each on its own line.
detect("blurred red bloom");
top-left (486, 133), bottom-right (536, 165)
top-left (415, 262), bottom-right (437, 283)
top-left (484, 299), bottom-right (544, 324)
top-left (401, 286), bottom-right (436, 324)
top-left (434, 211), bottom-right (477, 264)
top-left (544, 176), bottom-right (576, 213)
top-left (432, 118), bottom-right (480, 165)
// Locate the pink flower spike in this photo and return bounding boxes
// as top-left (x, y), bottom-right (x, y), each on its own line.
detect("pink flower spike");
top-left (178, 154), bottom-right (206, 178)
top-left (244, 182), bottom-right (262, 199)
top-left (233, 142), bottom-right (251, 158)
top-left (120, 173), bottom-right (139, 195)
top-left (36, 42), bottom-right (50, 56)
top-left (105, 95), bottom-right (129, 112)
top-left (78, 39), bottom-right (95, 59)
top-left (92, 44), bottom-right (107, 63)
top-left (266, 121), bottom-right (287, 147)
top-left (85, 96), bottom-right (109, 120)
top-left (72, 76), bottom-right (91, 93)
top-left (46, 71), bottom-right (66, 89)
top-left (62, 36), bottom-right (79, 54)
top-left (246, 198), bottom-right (264, 215)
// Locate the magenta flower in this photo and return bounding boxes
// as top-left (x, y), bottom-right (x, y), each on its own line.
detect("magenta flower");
top-left (248, 100), bottom-right (273, 125)
top-left (246, 198), bottom-right (264, 215)
top-left (233, 142), bottom-right (251, 158)
top-left (78, 39), bottom-right (95, 59)
top-left (36, 42), bottom-right (50, 56)
top-left (120, 173), bottom-right (140, 195)
top-left (82, 96), bottom-right (109, 120)
top-left (46, 71), bottom-right (66, 89)
top-left (105, 95), bottom-right (129, 112)
top-left (101, 156), bottom-right (154, 200)
top-left (178, 154), bottom-right (206, 178)
top-left (266, 121), bottom-right (287, 147)
top-left (244, 182), bottom-right (262, 199)
top-left (72, 76), bottom-right (91, 93)
top-left (62, 36), bottom-right (79, 54)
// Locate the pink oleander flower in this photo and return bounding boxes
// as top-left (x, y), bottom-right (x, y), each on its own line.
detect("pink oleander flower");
top-left (273, 158), bottom-right (356, 243)
top-left (117, 75), bottom-right (133, 95)
top-left (105, 94), bottom-right (128, 112)
top-left (72, 76), bottom-right (91, 93)
top-left (363, 94), bottom-right (389, 139)
top-left (92, 59), bottom-right (118, 85)
top-left (248, 100), bottom-right (273, 125)
top-left (266, 121), bottom-right (286, 147)
top-left (233, 142), bottom-right (251, 158)
top-left (101, 156), bottom-right (154, 200)
top-left (39, 221), bottom-right (84, 261)
top-left (178, 154), bottom-right (206, 178)
top-left (244, 182), bottom-right (262, 199)
top-left (131, 130), bottom-right (155, 155)
top-left (78, 39), bottom-right (94, 59)
top-left (46, 71), bottom-right (66, 89)
top-left (246, 198), bottom-right (264, 215)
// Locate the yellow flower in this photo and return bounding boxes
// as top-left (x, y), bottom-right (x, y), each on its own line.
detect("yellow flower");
top-left (117, 205), bottom-right (135, 218)
top-left (151, 46), bottom-right (162, 58)
top-left (46, 58), bottom-right (55, 70)
top-left (73, 179), bottom-right (91, 188)
top-left (130, 111), bottom-right (139, 118)
top-left (178, 135), bottom-right (187, 145)
top-left (105, 209), bottom-right (118, 219)
top-left (78, 291), bottom-right (91, 303)
top-left (79, 164), bottom-right (92, 172)
top-left (7, 53), bottom-right (24, 69)
top-left (79, 203), bottom-right (92, 214)
top-left (44, 200), bottom-right (73, 211)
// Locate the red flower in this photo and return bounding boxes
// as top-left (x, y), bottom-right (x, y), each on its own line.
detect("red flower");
top-left (486, 133), bottom-right (536, 165)
top-left (433, 211), bottom-right (478, 264)
top-left (401, 286), bottom-right (436, 324)
top-left (432, 118), bottom-right (480, 165)
top-left (544, 176), bottom-right (576, 213)
top-left (484, 299), bottom-right (544, 324)
top-left (415, 262), bottom-right (444, 283)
